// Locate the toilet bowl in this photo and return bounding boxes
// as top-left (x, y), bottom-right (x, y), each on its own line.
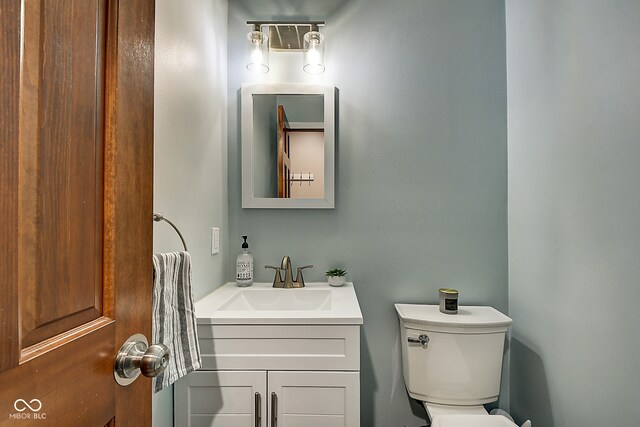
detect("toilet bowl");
top-left (426, 403), bottom-right (520, 427)
top-left (430, 414), bottom-right (517, 427)
top-left (395, 304), bottom-right (530, 427)
top-left (424, 399), bottom-right (519, 426)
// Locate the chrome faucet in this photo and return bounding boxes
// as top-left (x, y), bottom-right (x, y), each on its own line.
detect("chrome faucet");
top-left (265, 256), bottom-right (313, 288)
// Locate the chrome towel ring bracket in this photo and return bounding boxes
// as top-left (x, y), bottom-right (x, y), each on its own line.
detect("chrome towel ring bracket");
top-left (153, 213), bottom-right (188, 252)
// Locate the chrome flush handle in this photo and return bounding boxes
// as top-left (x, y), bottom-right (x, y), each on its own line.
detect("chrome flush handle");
top-left (408, 334), bottom-right (430, 347)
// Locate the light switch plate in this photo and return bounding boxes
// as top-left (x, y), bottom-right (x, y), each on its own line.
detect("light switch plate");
top-left (211, 227), bottom-right (220, 254)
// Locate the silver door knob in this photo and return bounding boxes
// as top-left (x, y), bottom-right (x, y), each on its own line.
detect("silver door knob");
top-left (114, 333), bottom-right (170, 386)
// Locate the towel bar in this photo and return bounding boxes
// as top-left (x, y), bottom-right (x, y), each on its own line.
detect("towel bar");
top-left (153, 213), bottom-right (188, 251)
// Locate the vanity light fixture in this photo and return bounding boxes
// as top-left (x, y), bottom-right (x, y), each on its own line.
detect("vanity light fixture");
top-left (246, 24), bottom-right (269, 74)
top-left (303, 24), bottom-right (325, 74)
top-left (246, 21), bottom-right (326, 74)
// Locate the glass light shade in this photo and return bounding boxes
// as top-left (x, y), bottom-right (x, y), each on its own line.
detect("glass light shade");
top-left (303, 31), bottom-right (325, 74)
top-left (246, 30), bottom-right (269, 73)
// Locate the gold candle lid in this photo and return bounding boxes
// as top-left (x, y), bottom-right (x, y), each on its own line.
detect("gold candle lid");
top-left (439, 288), bottom-right (459, 295)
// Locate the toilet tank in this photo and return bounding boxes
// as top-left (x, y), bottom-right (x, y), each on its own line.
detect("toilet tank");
top-left (395, 304), bottom-right (512, 406)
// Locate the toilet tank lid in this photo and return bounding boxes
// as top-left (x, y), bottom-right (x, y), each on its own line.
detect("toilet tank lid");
top-left (395, 304), bottom-right (512, 329)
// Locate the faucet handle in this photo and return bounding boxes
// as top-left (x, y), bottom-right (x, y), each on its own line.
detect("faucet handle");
top-left (294, 265), bottom-right (313, 287)
top-left (265, 265), bottom-right (283, 287)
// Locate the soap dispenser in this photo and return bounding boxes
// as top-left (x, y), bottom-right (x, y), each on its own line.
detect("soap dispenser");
top-left (236, 236), bottom-right (254, 287)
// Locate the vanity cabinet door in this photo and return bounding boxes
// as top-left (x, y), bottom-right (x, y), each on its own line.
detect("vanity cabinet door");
top-left (268, 371), bottom-right (360, 427)
top-left (175, 370), bottom-right (267, 427)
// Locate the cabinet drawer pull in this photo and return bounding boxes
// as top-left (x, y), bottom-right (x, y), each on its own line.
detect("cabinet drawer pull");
top-left (255, 392), bottom-right (261, 427)
top-left (271, 392), bottom-right (278, 427)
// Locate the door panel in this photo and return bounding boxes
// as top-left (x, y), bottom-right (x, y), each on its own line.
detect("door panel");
top-left (0, 0), bottom-right (21, 373)
top-left (174, 371), bottom-right (267, 427)
top-left (268, 371), bottom-right (360, 427)
top-left (0, 0), bottom-right (155, 425)
top-left (19, 0), bottom-right (107, 349)
top-left (1, 319), bottom-right (116, 426)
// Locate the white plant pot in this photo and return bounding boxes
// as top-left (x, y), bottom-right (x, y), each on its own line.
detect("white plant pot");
top-left (327, 276), bottom-right (346, 287)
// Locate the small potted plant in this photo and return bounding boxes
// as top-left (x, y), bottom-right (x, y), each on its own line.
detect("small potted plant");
top-left (325, 268), bottom-right (347, 287)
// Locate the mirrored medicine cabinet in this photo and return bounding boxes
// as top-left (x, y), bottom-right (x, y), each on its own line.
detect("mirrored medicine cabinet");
top-left (241, 83), bottom-right (335, 208)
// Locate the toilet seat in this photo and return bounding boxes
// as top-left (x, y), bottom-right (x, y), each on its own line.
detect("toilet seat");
top-left (430, 414), bottom-right (518, 427)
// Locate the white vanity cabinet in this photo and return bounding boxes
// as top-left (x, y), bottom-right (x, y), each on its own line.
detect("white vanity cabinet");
top-left (175, 369), bottom-right (359, 427)
top-left (175, 283), bottom-right (363, 427)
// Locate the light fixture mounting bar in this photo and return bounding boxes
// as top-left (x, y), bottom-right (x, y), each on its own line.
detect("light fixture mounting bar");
top-left (246, 21), bottom-right (325, 27)
top-left (247, 21), bottom-right (325, 52)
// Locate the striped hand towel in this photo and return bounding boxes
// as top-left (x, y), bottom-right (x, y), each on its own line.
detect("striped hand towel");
top-left (152, 251), bottom-right (202, 393)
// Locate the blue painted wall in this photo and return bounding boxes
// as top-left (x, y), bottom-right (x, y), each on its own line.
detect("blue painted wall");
top-left (153, 0), bottom-right (228, 425)
top-left (228, 1), bottom-right (508, 425)
top-left (151, 0), bottom-right (640, 425)
top-left (507, 1), bottom-right (640, 425)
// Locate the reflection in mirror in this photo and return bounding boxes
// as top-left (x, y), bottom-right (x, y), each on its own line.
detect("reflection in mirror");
top-left (252, 94), bottom-right (324, 199)
top-left (242, 84), bottom-right (335, 209)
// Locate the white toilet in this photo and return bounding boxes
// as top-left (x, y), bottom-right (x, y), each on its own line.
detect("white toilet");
top-left (395, 304), bottom-right (531, 427)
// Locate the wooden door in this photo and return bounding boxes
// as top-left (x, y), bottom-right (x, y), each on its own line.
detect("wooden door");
top-left (174, 371), bottom-right (267, 427)
top-left (0, 0), bottom-right (155, 425)
top-left (277, 105), bottom-right (291, 198)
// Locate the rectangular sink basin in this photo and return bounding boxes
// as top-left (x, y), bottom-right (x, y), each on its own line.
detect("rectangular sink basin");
top-left (218, 289), bottom-right (331, 311)
top-left (195, 282), bottom-right (363, 325)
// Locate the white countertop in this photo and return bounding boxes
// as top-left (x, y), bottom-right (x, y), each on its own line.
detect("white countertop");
top-left (195, 282), bottom-right (363, 325)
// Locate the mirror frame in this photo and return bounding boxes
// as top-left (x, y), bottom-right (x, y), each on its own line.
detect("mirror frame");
top-left (241, 83), bottom-right (335, 209)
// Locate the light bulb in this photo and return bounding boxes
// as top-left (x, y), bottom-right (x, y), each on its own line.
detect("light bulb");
top-left (246, 30), bottom-right (269, 73)
top-left (303, 30), bottom-right (325, 74)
